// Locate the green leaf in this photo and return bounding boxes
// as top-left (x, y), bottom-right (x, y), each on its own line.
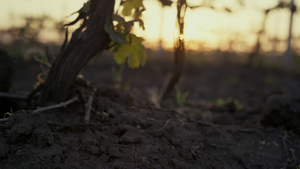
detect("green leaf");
top-left (217, 98), bottom-right (225, 106)
top-left (104, 18), bottom-right (127, 44)
top-left (110, 14), bottom-right (133, 34)
top-left (112, 34), bottom-right (146, 68)
top-left (233, 99), bottom-right (244, 111)
top-left (121, 0), bottom-right (145, 16)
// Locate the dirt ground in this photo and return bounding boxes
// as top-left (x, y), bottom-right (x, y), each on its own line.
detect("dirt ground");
top-left (1, 55), bottom-right (300, 169)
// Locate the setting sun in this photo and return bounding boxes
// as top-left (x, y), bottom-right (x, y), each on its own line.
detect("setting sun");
top-left (0, 0), bottom-right (299, 53)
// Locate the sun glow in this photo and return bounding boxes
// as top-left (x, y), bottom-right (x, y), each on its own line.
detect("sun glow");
top-left (178, 33), bottom-right (184, 41)
top-left (0, 0), bottom-right (300, 53)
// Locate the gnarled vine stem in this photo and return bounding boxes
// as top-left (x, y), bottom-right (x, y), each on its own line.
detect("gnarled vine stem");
top-left (160, 0), bottom-right (187, 102)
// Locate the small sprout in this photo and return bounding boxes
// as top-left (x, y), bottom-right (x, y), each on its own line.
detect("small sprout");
top-left (123, 79), bottom-right (131, 91)
top-left (175, 87), bottom-right (190, 108)
top-left (228, 75), bottom-right (240, 85)
top-left (111, 64), bottom-right (124, 88)
top-left (217, 98), bottom-right (225, 106)
top-left (111, 64), bottom-right (131, 90)
top-left (233, 99), bottom-right (244, 111)
top-left (216, 97), bottom-right (243, 111)
top-left (264, 75), bottom-right (279, 85)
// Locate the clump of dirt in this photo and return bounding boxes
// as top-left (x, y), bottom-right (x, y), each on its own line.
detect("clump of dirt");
top-left (261, 92), bottom-right (300, 135)
top-left (1, 86), bottom-right (300, 169)
top-left (1, 59), bottom-right (300, 168)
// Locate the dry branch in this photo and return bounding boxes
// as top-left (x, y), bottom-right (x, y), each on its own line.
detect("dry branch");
top-left (33, 95), bottom-right (79, 114)
top-left (0, 96), bottom-right (79, 122)
top-left (0, 117), bottom-right (9, 122)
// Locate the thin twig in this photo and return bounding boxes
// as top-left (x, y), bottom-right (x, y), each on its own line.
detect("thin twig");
top-left (45, 121), bottom-right (103, 127)
top-left (0, 95), bottom-right (79, 123)
top-left (84, 95), bottom-right (94, 123)
top-left (160, 119), bottom-right (170, 130)
top-left (33, 95), bottom-right (79, 114)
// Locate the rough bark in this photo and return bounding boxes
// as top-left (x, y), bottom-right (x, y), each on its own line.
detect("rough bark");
top-left (41, 0), bottom-right (115, 103)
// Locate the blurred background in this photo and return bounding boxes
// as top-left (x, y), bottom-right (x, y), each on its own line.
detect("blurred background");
top-left (0, 0), bottom-right (299, 70)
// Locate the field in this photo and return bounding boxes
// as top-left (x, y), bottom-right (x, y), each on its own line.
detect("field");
top-left (1, 52), bottom-right (300, 168)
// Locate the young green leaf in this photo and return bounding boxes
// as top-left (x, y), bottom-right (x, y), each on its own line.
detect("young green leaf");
top-left (111, 33), bottom-right (146, 68)
top-left (104, 18), bottom-right (127, 44)
top-left (121, 0), bottom-right (145, 17)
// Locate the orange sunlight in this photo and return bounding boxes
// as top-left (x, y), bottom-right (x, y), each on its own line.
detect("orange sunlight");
top-left (0, 0), bottom-right (299, 53)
